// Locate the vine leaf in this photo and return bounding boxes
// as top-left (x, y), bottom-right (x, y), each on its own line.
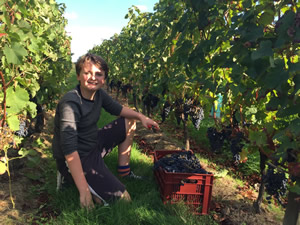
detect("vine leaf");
top-left (249, 130), bottom-right (267, 147)
top-left (6, 86), bottom-right (37, 130)
top-left (3, 43), bottom-right (28, 65)
top-left (6, 86), bottom-right (30, 113)
top-left (251, 40), bottom-right (273, 61)
top-left (7, 115), bottom-right (19, 131)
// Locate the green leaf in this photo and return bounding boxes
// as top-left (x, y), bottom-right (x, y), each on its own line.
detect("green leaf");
top-left (287, 118), bottom-right (300, 137)
top-left (251, 40), bottom-right (273, 60)
top-left (7, 115), bottom-right (19, 131)
top-left (266, 97), bottom-right (281, 111)
top-left (249, 130), bottom-right (267, 146)
top-left (277, 104), bottom-right (300, 117)
top-left (242, 0), bottom-right (252, 8)
top-left (289, 62), bottom-right (300, 73)
top-left (18, 20), bottom-right (31, 32)
top-left (263, 70), bottom-right (289, 89)
top-left (258, 12), bottom-right (274, 26)
top-left (28, 39), bottom-right (40, 53)
top-left (6, 86), bottom-right (30, 113)
top-left (3, 43), bottom-right (28, 65)
top-left (18, 148), bottom-right (37, 157)
top-left (25, 172), bottom-right (41, 181)
top-left (244, 25), bottom-right (264, 42)
top-left (245, 105), bottom-right (258, 116)
top-left (289, 184), bottom-right (300, 195)
top-left (27, 101), bottom-right (37, 118)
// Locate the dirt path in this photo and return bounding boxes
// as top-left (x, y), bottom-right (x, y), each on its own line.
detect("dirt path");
top-left (0, 89), bottom-right (285, 225)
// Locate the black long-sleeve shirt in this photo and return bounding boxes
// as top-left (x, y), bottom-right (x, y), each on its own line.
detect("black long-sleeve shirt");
top-left (52, 85), bottom-right (122, 159)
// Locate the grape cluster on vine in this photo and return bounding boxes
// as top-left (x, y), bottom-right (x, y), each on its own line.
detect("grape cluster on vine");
top-left (230, 131), bottom-right (244, 165)
top-left (174, 98), bottom-right (184, 125)
top-left (15, 120), bottom-right (29, 138)
top-left (190, 106), bottom-right (204, 130)
top-left (206, 127), bottom-right (225, 153)
top-left (264, 167), bottom-right (288, 206)
top-left (206, 126), bottom-right (245, 165)
top-left (183, 98), bottom-right (193, 121)
top-left (161, 101), bottom-right (172, 122)
top-left (160, 97), bottom-right (205, 130)
top-left (142, 93), bottom-right (159, 111)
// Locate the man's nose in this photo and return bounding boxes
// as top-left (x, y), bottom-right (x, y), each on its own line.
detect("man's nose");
top-left (90, 73), bottom-right (96, 80)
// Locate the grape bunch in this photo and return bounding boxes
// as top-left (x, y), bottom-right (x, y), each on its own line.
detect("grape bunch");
top-left (109, 80), bottom-right (115, 92)
top-left (230, 132), bottom-right (244, 165)
top-left (161, 101), bottom-right (172, 122)
top-left (142, 94), bottom-right (151, 106)
top-left (121, 83), bottom-right (132, 98)
top-left (183, 98), bottom-right (193, 121)
top-left (150, 94), bottom-right (160, 109)
top-left (206, 127), bottom-right (225, 152)
top-left (154, 151), bottom-right (210, 174)
top-left (191, 106), bottom-right (204, 130)
top-left (15, 120), bottom-right (29, 137)
top-left (174, 99), bottom-right (183, 125)
top-left (264, 168), bottom-right (288, 206)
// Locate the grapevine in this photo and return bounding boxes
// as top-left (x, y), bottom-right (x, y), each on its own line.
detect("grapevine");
top-left (89, 0), bottom-right (300, 221)
top-left (0, 0), bottom-right (72, 208)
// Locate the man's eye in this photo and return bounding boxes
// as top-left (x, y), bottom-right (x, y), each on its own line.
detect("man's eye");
top-left (96, 73), bottom-right (103, 77)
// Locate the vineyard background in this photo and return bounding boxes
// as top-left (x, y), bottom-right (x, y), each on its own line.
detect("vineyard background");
top-left (0, 0), bottom-right (299, 224)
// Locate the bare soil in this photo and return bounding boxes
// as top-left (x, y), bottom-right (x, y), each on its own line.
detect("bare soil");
top-left (0, 90), bottom-right (285, 225)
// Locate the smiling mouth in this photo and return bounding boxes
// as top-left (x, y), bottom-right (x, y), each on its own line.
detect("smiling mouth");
top-left (87, 81), bottom-right (98, 85)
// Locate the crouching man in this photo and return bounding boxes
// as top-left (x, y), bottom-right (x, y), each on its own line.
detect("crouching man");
top-left (52, 53), bottom-right (159, 209)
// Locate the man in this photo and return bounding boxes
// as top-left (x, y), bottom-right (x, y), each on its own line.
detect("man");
top-left (52, 53), bottom-right (159, 209)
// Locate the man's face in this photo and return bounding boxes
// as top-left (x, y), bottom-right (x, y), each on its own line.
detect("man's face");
top-left (77, 61), bottom-right (105, 95)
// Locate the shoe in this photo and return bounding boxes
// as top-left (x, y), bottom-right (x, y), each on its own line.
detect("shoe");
top-left (56, 171), bottom-right (74, 191)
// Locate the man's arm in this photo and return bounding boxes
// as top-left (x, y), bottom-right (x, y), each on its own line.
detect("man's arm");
top-left (65, 151), bottom-right (94, 209)
top-left (120, 106), bottom-right (159, 130)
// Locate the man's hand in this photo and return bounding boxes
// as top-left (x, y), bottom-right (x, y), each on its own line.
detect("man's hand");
top-left (141, 116), bottom-right (159, 131)
top-left (79, 188), bottom-right (94, 209)
top-left (65, 151), bottom-right (94, 210)
top-left (120, 106), bottom-right (160, 131)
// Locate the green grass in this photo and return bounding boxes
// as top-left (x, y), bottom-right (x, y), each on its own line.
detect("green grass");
top-left (43, 109), bottom-right (217, 225)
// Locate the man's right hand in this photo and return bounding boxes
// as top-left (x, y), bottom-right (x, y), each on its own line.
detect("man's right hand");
top-left (80, 189), bottom-right (94, 209)
top-left (65, 151), bottom-right (94, 209)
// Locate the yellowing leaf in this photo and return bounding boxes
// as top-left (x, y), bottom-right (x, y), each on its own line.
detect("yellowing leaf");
top-left (0, 161), bottom-right (7, 175)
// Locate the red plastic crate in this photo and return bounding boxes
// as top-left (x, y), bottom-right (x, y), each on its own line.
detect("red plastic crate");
top-left (154, 150), bottom-right (213, 215)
